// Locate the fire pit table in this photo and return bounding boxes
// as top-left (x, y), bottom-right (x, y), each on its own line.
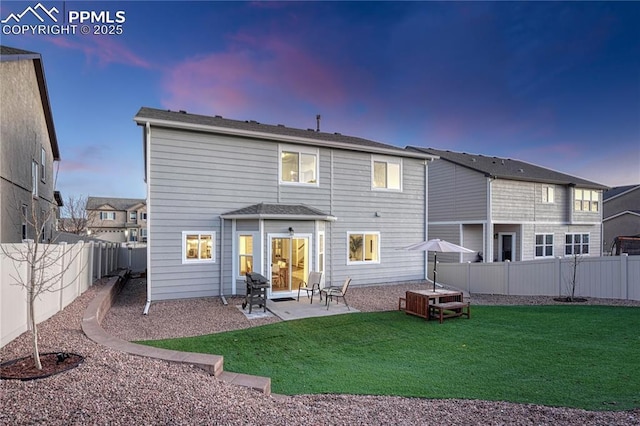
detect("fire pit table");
top-left (242, 272), bottom-right (269, 313)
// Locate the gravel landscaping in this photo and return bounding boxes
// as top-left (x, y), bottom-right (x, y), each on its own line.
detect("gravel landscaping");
top-left (1, 277), bottom-right (639, 425)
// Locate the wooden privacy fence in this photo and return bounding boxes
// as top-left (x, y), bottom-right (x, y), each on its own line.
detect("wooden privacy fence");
top-left (435, 254), bottom-right (640, 301)
top-left (1, 241), bottom-right (147, 348)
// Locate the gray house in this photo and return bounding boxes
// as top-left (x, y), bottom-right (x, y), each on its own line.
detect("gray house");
top-left (408, 148), bottom-right (608, 262)
top-left (0, 46), bottom-right (61, 243)
top-left (134, 107), bottom-right (437, 304)
top-left (603, 185), bottom-right (640, 252)
top-left (86, 196), bottom-right (147, 243)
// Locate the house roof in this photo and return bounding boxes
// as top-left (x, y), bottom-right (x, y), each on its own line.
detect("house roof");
top-left (86, 197), bottom-right (146, 211)
top-left (603, 185), bottom-right (640, 201)
top-left (134, 107), bottom-right (437, 160)
top-left (1, 45), bottom-right (60, 161)
top-left (408, 147), bottom-right (608, 189)
top-left (221, 203), bottom-right (336, 221)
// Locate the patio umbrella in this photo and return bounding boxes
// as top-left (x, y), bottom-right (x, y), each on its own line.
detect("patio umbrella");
top-left (403, 239), bottom-right (475, 291)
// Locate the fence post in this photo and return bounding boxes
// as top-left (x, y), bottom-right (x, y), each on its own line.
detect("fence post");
top-left (466, 261), bottom-right (471, 293)
top-left (504, 260), bottom-right (510, 295)
top-left (621, 253), bottom-right (628, 299)
top-left (556, 256), bottom-right (562, 296)
top-left (57, 242), bottom-right (67, 311)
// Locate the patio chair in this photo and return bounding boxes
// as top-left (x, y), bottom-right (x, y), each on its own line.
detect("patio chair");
top-left (321, 277), bottom-right (352, 310)
top-left (297, 271), bottom-right (323, 303)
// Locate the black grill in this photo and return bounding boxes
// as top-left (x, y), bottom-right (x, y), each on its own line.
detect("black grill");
top-left (242, 272), bottom-right (269, 313)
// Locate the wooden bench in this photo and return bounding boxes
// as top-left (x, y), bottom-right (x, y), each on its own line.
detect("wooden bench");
top-left (430, 301), bottom-right (470, 324)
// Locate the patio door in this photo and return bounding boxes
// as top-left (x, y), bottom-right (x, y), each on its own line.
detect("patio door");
top-left (270, 236), bottom-right (309, 294)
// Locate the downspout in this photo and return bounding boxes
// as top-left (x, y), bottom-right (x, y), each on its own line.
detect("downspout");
top-left (219, 217), bottom-right (227, 305)
top-left (424, 160), bottom-right (429, 280)
top-left (143, 121), bottom-right (152, 315)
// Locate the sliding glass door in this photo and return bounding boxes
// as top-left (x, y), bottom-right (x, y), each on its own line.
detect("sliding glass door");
top-left (270, 236), bottom-right (309, 294)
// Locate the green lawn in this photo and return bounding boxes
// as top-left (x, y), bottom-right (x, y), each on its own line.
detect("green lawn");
top-left (138, 305), bottom-right (640, 411)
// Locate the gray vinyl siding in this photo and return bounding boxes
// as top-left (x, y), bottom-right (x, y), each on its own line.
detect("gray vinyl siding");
top-left (461, 224), bottom-right (483, 262)
top-left (426, 224), bottom-right (461, 263)
top-left (326, 151), bottom-right (426, 287)
top-left (428, 160), bottom-right (487, 222)
top-left (522, 223), bottom-right (603, 259)
top-left (147, 126), bottom-right (428, 300)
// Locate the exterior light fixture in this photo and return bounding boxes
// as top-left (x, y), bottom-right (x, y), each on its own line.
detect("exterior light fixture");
top-left (288, 227), bottom-right (294, 236)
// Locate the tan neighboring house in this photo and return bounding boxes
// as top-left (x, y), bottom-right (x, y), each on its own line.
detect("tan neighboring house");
top-left (86, 197), bottom-right (147, 243)
top-left (0, 46), bottom-right (61, 243)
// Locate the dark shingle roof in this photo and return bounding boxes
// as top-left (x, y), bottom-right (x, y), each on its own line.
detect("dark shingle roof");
top-left (0, 45), bottom-right (39, 56)
top-left (134, 107), bottom-right (435, 159)
top-left (221, 203), bottom-right (336, 221)
top-left (86, 197), bottom-right (146, 211)
top-left (408, 147), bottom-right (608, 189)
top-left (603, 185), bottom-right (640, 201)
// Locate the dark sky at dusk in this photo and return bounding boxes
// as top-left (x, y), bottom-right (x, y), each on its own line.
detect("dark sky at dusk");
top-left (2, 1), bottom-right (639, 199)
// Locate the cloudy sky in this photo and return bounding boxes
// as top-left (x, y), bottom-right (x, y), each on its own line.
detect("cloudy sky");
top-left (2, 1), bottom-right (639, 200)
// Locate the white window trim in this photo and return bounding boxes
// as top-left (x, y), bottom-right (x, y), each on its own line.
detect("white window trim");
top-left (564, 232), bottom-right (590, 256)
top-left (347, 231), bottom-right (381, 265)
top-left (371, 155), bottom-right (403, 191)
top-left (574, 188), bottom-right (599, 212)
top-left (235, 231), bottom-right (258, 278)
top-left (40, 146), bottom-right (46, 183)
top-left (100, 211), bottom-right (116, 220)
top-left (318, 230), bottom-right (325, 275)
top-left (31, 160), bottom-right (38, 197)
top-left (129, 211), bottom-right (137, 221)
top-left (278, 144), bottom-right (320, 187)
top-left (542, 186), bottom-right (554, 204)
top-left (182, 231), bottom-right (216, 264)
top-left (534, 233), bottom-right (554, 258)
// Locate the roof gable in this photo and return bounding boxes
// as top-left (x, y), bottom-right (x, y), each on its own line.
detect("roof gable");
top-left (87, 197), bottom-right (146, 211)
top-left (408, 147), bottom-right (608, 189)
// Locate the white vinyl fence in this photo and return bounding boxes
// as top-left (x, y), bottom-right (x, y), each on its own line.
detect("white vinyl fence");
top-left (435, 254), bottom-right (640, 301)
top-left (1, 241), bottom-right (147, 348)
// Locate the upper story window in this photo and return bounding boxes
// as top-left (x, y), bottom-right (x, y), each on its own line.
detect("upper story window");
top-left (348, 232), bottom-right (380, 264)
top-left (565, 233), bottom-right (589, 256)
top-left (542, 186), bottom-right (554, 203)
top-left (279, 145), bottom-right (318, 185)
top-left (574, 189), bottom-right (599, 212)
top-left (535, 234), bottom-right (554, 257)
top-left (141, 212), bottom-right (148, 221)
top-left (99, 212), bottom-right (116, 220)
top-left (182, 231), bottom-right (215, 263)
top-left (372, 156), bottom-right (402, 191)
top-left (129, 211), bottom-right (137, 221)
top-left (40, 147), bottom-right (46, 182)
top-left (31, 160), bottom-right (38, 197)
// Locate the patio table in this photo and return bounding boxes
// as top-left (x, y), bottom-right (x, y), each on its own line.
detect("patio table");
top-left (400, 289), bottom-right (463, 320)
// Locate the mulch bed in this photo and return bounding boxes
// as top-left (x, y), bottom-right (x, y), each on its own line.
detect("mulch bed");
top-left (1, 352), bottom-right (84, 381)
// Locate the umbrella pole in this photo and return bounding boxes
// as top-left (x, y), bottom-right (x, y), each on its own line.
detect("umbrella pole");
top-left (433, 252), bottom-right (437, 292)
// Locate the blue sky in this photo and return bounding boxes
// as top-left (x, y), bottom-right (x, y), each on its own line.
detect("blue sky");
top-left (2, 1), bottom-right (639, 200)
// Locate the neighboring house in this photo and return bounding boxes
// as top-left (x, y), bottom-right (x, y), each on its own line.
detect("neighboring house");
top-left (0, 46), bottom-right (61, 243)
top-left (134, 107), bottom-right (437, 303)
top-left (408, 147), bottom-right (608, 262)
top-left (603, 185), bottom-right (640, 253)
top-left (86, 197), bottom-right (147, 243)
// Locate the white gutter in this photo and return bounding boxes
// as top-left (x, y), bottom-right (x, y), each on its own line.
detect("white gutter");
top-left (219, 217), bottom-right (227, 305)
top-left (143, 121), bottom-right (152, 315)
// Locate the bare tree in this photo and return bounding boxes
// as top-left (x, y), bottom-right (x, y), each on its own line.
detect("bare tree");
top-left (563, 253), bottom-right (584, 302)
top-left (1, 202), bottom-right (86, 369)
top-left (58, 194), bottom-right (93, 235)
